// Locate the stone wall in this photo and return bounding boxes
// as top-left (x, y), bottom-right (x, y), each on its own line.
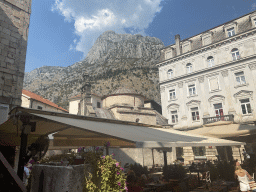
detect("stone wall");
top-left (107, 148), bottom-right (174, 168)
top-left (31, 164), bottom-right (88, 192)
top-left (0, 0), bottom-right (32, 115)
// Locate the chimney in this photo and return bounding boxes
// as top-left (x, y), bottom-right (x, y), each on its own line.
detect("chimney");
top-left (175, 34), bottom-right (181, 56)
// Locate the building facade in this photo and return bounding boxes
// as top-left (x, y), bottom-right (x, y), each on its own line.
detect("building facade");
top-left (158, 11), bottom-right (256, 129)
top-left (69, 87), bottom-right (168, 125)
top-left (0, 0), bottom-right (32, 124)
top-left (21, 89), bottom-right (68, 113)
top-left (157, 11), bottom-right (256, 163)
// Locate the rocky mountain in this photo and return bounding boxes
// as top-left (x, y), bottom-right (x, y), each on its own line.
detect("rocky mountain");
top-left (23, 31), bottom-right (164, 110)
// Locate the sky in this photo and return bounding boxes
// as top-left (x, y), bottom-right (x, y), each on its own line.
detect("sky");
top-left (25, 0), bottom-right (256, 72)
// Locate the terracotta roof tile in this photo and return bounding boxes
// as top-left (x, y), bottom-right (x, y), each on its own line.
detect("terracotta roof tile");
top-left (22, 89), bottom-right (68, 112)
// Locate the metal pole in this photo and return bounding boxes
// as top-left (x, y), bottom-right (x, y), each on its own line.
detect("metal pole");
top-left (17, 126), bottom-right (28, 180)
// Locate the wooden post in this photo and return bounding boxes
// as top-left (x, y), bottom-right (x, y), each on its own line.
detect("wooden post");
top-left (152, 149), bottom-right (155, 167)
top-left (163, 151), bottom-right (167, 168)
top-left (17, 126), bottom-right (28, 180)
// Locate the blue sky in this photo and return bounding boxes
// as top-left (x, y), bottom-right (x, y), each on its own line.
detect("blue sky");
top-left (25, 0), bottom-right (256, 72)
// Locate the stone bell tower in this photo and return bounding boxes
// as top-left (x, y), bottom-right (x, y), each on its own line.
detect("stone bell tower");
top-left (78, 73), bottom-right (96, 117)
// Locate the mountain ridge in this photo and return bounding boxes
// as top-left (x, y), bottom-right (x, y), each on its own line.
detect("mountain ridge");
top-left (23, 31), bottom-right (164, 109)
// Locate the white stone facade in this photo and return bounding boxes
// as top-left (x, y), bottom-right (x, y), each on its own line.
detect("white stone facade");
top-left (158, 11), bottom-right (256, 129)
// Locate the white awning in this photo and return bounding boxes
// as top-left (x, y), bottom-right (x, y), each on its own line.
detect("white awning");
top-left (0, 107), bottom-right (245, 148)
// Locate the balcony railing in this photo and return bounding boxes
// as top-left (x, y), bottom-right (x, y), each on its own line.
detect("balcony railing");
top-left (202, 114), bottom-right (234, 125)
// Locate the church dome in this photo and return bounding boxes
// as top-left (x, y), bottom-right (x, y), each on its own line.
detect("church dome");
top-left (113, 87), bottom-right (136, 94)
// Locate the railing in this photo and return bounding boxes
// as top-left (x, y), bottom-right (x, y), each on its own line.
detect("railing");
top-left (202, 114), bottom-right (234, 125)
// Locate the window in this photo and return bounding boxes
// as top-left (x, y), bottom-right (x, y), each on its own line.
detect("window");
top-left (254, 19), bottom-right (256, 27)
top-left (192, 147), bottom-right (206, 156)
top-left (37, 106), bottom-right (43, 110)
top-left (167, 69), bottom-right (173, 78)
top-left (207, 56), bottom-right (214, 67)
top-left (231, 48), bottom-right (240, 61)
top-left (188, 84), bottom-right (196, 96)
top-left (186, 63), bottom-right (192, 73)
top-left (235, 71), bottom-right (246, 85)
top-left (169, 89), bottom-right (176, 100)
top-left (227, 28), bottom-right (235, 37)
top-left (176, 147), bottom-right (184, 158)
top-left (240, 99), bottom-right (252, 114)
top-left (97, 102), bottom-right (101, 108)
top-left (214, 103), bottom-right (224, 117)
top-left (191, 107), bottom-right (200, 121)
top-left (171, 110), bottom-right (178, 123)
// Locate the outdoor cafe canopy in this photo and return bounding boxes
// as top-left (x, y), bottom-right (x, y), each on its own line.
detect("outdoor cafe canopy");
top-left (0, 107), bottom-right (245, 148)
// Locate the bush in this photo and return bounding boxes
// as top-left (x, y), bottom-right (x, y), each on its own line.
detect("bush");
top-left (216, 161), bottom-right (235, 182)
top-left (163, 164), bottom-right (187, 180)
top-left (129, 163), bottom-right (149, 177)
top-left (84, 154), bottom-right (127, 192)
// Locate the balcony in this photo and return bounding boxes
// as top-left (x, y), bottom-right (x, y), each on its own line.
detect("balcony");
top-left (202, 114), bottom-right (234, 125)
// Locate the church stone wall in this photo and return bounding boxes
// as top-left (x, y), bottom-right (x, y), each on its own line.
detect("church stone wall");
top-left (103, 95), bottom-right (144, 108)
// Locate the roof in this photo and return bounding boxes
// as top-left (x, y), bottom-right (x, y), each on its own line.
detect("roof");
top-left (113, 87), bottom-right (136, 94)
top-left (160, 10), bottom-right (256, 57)
top-left (2, 107), bottom-right (245, 148)
top-left (22, 90), bottom-right (68, 112)
top-left (102, 87), bottom-right (146, 100)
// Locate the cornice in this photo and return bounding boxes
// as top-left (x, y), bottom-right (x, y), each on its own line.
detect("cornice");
top-left (159, 54), bottom-right (256, 86)
top-left (157, 28), bottom-right (256, 68)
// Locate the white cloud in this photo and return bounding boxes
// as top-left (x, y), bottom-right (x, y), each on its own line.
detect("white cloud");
top-left (52, 0), bottom-right (163, 57)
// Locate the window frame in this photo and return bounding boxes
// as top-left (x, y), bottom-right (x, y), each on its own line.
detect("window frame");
top-left (227, 27), bottom-right (235, 37)
top-left (235, 71), bottom-right (246, 85)
top-left (207, 56), bottom-right (214, 67)
top-left (191, 107), bottom-right (200, 121)
top-left (240, 98), bottom-right (252, 115)
top-left (186, 63), bottom-right (193, 74)
top-left (192, 147), bottom-right (206, 157)
top-left (167, 69), bottom-right (173, 79)
top-left (171, 110), bottom-right (178, 124)
top-left (231, 48), bottom-right (240, 61)
top-left (188, 84), bottom-right (196, 96)
top-left (169, 89), bottom-right (176, 100)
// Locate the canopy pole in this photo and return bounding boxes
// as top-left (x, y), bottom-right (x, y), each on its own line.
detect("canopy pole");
top-left (152, 149), bottom-right (155, 167)
top-left (17, 125), bottom-right (28, 180)
top-left (163, 151), bottom-right (167, 168)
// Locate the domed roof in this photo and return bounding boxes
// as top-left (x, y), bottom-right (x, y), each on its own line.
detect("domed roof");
top-left (113, 87), bottom-right (136, 94)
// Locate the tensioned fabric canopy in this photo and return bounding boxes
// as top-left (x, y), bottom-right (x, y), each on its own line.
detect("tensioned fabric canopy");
top-left (0, 107), bottom-right (245, 148)
top-left (187, 121), bottom-right (256, 139)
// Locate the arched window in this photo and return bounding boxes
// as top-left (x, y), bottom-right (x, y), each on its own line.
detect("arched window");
top-left (207, 56), bottom-right (214, 67)
top-left (186, 63), bottom-right (192, 73)
top-left (231, 48), bottom-right (240, 61)
top-left (167, 69), bottom-right (173, 78)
